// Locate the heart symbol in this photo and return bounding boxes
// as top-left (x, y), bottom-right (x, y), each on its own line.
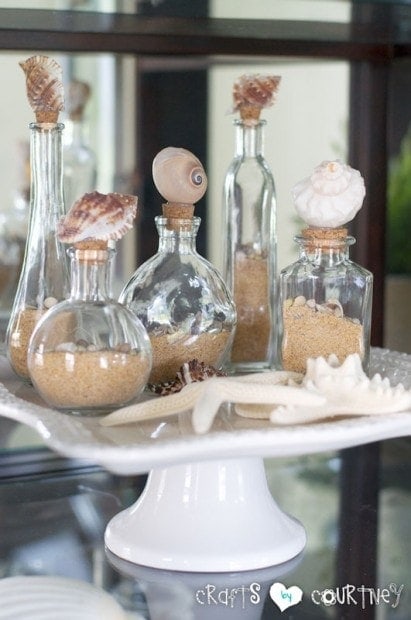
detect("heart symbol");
top-left (269, 582), bottom-right (303, 612)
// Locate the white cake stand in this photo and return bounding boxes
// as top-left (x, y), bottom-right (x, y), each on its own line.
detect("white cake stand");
top-left (0, 348), bottom-right (410, 573)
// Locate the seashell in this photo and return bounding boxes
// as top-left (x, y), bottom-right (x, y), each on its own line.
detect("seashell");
top-left (67, 79), bottom-right (91, 121)
top-left (20, 55), bottom-right (64, 123)
top-left (58, 191), bottom-right (137, 243)
top-left (233, 74), bottom-right (281, 123)
top-left (148, 359), bottom-right (226, 395)
top-left (152, 147), bottom-right (207, 205)
top-left (292, 160), bottom-right (366, 228)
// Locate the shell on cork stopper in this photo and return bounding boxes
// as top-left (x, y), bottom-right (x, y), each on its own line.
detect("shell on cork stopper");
top-left (57, 191), bottom-right (138, 244)
top-left (20, 55), bottom-right (64, 123)
top-left (67, 79), bottom-right (91, 121)
top-left (152, 147), bottom-right (207, 206)
top-left (233, 74), bottom-right (281, 123)
top-left (292, 159), bottom-right (366, 228)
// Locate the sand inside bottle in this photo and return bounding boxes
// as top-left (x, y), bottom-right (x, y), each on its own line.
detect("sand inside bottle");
top-left (149, 330), bottom-right (230, 384)
top-left (29, 349), bottom-right (149, 411)
top-left (230, 249), bottom-right (271, 363)
top-left (281, 298), bottom-right (364, 373)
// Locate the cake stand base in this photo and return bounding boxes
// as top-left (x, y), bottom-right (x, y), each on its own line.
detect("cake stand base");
top-left (105, 457), bottom-right (306, 572)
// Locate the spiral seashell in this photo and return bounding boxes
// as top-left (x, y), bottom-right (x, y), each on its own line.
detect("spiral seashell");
top-left (20, 55), bottom-right (64, 123)
top-left (58, 191), bottom-right (137, 243)
top-left (292, 160), bottom-right (366, 228)
top-left (233, 74), bottom-right (281, 123)
top-left (67, 79), bottom-right (91, 121)
top-left (152, 147), bottom-right (207, 205)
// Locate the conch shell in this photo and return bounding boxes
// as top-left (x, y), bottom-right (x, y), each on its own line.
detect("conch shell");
top-left (152, 147), bottom-right (207, 205)
top-left (67, 79), bottom-right (91, 121)
top-left (58, 191), bottom-right (137, 244)
top-left (292, 160), bottom-right (366, 228)
top-left (233, 74), bottom-right (281, 123)
top-left (20, 55), bottom-right (64, 123)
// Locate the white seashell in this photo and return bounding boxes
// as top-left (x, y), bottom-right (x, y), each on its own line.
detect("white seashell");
top-left (20, 55), bottom-right (64, 123)
top-left (292, 160), bottom-right (366, 228)
top-left (58, 191), bottom-right (137, 243)
top-left (152, 147), bottom-right (207, 204)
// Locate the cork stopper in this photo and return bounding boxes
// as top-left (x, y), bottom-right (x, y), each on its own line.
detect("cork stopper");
top-left (73, 239), bottom-right (109, 262)
top-left (162, 203), bottom-right (194, 231)
top-left (301, 227), bottom-right (348, 251)
top-left (239, 105), bottom-right (261, 123)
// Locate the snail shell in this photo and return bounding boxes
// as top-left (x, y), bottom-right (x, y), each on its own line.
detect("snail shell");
top-left (20, 55), bottom-right (64, 123)
top-left (152, 147), bottom-right (207, 204)
top-left (58, 191), bottom-right (137, 243)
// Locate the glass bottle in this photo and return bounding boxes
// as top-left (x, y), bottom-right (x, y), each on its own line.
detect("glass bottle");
top-left (28, 244), bottom-right (152, 414)
top-left (120, 215), bottom-right (236, 385)
top-left (223, 119), bottom-right (277, 372)
top-left (63, 89), bottom-right (97, 210)
top-left (279, 227), bottom-right (373, 374)
top-left (6, 122), bottom-right (70, 380)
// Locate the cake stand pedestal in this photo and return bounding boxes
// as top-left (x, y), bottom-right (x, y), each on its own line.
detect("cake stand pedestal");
top-left (105, 456), bottom-right (306, 572)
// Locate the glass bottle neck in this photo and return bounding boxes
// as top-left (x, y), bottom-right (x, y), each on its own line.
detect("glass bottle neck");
top-left (64, 118), bottom-right (87, 147)
top-left (69, 248), bottom-right (113, 301)
top-left (29, 122), bottom-right (65, 221)
top-left (155, 216), bottom-right (200, 255)
top-left (234, 119), bottom-right (265, 158)
top-left (296, 229), bottom-right (355, 265)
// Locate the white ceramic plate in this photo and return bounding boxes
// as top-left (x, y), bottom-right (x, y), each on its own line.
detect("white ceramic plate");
top-left (0, 348), bottom-right (410, 475)
top-left (0, 576), bottom-right (127, 620)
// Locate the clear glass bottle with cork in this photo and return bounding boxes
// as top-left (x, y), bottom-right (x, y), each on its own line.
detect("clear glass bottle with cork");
top-left (279, 160), bottom-right (373, 374)
top-left (63, 80), bottom-right (97, 210)
top-left (27, 191), bottom-right (152, 414)
top-left (6, 56), bottom-right (70, 380)
top-left (120, 147), bottom-right (236, 386)
top-left (222, 73), bottom-right (281, 372)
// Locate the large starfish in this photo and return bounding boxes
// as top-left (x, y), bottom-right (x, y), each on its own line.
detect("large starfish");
top-left (100, 354), bottom-right (411, 433)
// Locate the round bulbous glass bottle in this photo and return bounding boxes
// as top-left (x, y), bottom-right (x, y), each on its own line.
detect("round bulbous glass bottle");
top-left (28, 245), bottom-right (152, 414)
top-left (6, 122), bottom-right (70, 380)
top-left (278, 227), bottom-right (373, 374)
top-left (120, 215), bottom-right (236, 384)
top-left (223, 119), bottom-right (277, 372)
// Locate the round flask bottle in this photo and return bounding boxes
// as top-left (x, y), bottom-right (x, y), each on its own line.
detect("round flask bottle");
top-left (28, 191), bottom-right (151, 414)
top-left (121, 147), bottom-right (236, 384)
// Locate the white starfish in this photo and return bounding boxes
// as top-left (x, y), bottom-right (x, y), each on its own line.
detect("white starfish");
top-left (100, 353), bottom-right (411, 432)
top-left (100, 370), bottom-right (322, 433)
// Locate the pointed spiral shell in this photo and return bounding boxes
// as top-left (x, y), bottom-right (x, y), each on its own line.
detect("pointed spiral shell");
top-left (67, 80), bottom-right (91, 121)
top-left (292, 160), bottom-right (366, 228)
top-left (233, 74), bottom-right (281, 123)
top-left (58, 191), bottom-right (137, 243)
top-left (152, 147), bottom-right (207, 205)
top-left (20, 55), bottom-right (64, 123)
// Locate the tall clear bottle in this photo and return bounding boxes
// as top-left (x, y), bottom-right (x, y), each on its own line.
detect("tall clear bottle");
top-left (223, 75), bottom-right (281, 372)
top-left (223, 74), bottom-right (280, 373)
top-left (63, 80), bottom-right (97, 209)
top-left (6, 122), bottom-right (70, 379)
